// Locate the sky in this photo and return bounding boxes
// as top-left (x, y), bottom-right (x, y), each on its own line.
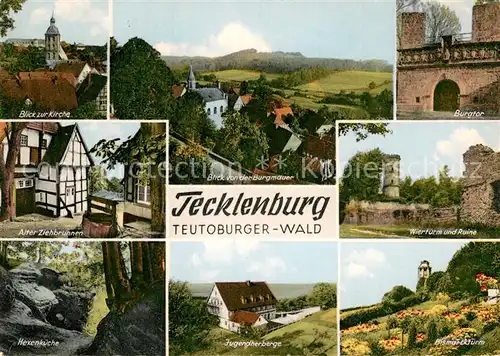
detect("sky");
top-left (61, 121), bottom-right (140, 178)
top-left (170, 240), bottom-right (338, 284)
top-left (1, 0), bottom-right (109, 45)
top-left (113, 0), bottom-right (396, 62)
top-left (340, 241), bottom-right (467, 309)
top-left (339, 122), bottom-right (500, 180)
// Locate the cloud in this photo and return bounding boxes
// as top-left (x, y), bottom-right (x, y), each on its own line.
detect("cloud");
top-left (344, 248), bottom-right (386, 279)
top-left (346, 262), bottom-right (374, 279)
top-left (30, 8), bottom-right (51, 25)
top-left (38, 0), bottom-right (109, 38)
top-left (190, 253), bottom-right (202, 267)
top-left (247, 256), bottom-right (287, 279)
top-left (154, 22), bottom-right (271, 57)
top-left (199, 269), bottom-right (220, 282)
top-left (436, 128), bottom-right (486, 158)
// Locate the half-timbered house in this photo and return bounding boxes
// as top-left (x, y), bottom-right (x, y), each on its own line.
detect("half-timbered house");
top-left (1, 122), bottom-right (93, 217)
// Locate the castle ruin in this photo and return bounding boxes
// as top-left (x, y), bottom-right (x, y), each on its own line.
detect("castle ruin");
top-left (461, 144), bottom-right (500, 227)
top-left (397, 3), bottom-right (500, 117)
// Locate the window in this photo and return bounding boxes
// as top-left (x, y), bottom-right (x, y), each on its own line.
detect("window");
top-left (137, 185), bottom-right (151, 204)
top-left (220, 105), bottom-right (224, 113)
top-left (416, 97), bottom-right (420, 103)
top-left (20, 135), bottom-right (28, 146)
top-left (25, 180), bottom-right (32, 187)
top-left (41, 139), bottom-right (47, 149)
top-left (66, 186), bottom-right (75, 196)
top-left (207, 108), bottom-right (211, 115)
top-left (18, 181), bottom-right (24, 188)
top-left (214, 106), bottom-right (217, 114)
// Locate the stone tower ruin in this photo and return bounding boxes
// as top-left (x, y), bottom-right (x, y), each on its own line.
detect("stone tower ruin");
top-left (382, 154), bottom-right (401, 199)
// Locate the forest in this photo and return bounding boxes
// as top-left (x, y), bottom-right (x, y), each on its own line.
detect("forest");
top-left (0, 241), bottom-right (165, 355)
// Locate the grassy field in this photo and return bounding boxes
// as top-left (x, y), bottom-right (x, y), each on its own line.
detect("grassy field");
top-left (340, 224), bottom-right (411, 238)
top-left (295, 70), bottom-right (392, 94)
top-left (189, 283), bottom-right (317, 299)
top-left (191, 309), bottom-right (337, 355)
top-left (201, 69), bottom-right (281, 82)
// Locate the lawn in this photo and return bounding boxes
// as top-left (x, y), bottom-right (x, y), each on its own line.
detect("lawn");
top-left (190, 309), bottom-right (337, 355)
top-left (340, 224), bottom-right (411, 238)
top-left (295, 70), bottom-right (393, 94)
top-left (201, 69), bottom-right (281, 82)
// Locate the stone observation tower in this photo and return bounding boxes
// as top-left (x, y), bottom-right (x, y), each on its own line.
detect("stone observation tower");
top-left (45, 13), bottom-right (61, 61)
top-left (382, 154), bottom-right (401, 198)
top-left (418, 260), bottom-right (432, 287)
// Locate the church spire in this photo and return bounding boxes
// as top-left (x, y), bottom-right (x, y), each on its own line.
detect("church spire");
top-left (50, 10), bottom-right (55, 24)
top-left (187, 65), bottom-right (196, 90)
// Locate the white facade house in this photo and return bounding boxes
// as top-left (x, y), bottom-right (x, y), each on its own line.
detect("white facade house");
top-left (207, 281), bottom-right (277, 333)
top-left (187, 66), bottom-right (228, 129)
top-left (1, 123), bottom-right (93, 217)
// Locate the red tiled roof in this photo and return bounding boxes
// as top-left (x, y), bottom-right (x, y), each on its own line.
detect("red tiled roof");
top-left (0, 68), bottom-right (11, 81)
top-left (19, 72), bottom-right (77, 87)
top-left (215, 281), bottom-right (277, 311)
top-left (240, 94), bottom-right (252, 105)
top-left (172, 84), bottom-right (186, 99)
top-left (1, 78), bottom-right (78, 111)
top-left (53, 61), bottom-right (87, 77)
top-left (26, 122), bottom-right (60, 133)
top-left (229, 311), bottom-right (261, 326)
top-left (273, 107), bottom-right (294, 127)
top-left (306, 135), bottom-right (333, 160)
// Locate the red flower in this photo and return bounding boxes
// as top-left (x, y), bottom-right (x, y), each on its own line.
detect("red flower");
top-left (481, 285), bottom-right (487, 292)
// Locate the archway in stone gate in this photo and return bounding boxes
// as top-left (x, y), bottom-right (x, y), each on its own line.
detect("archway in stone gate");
top-left (433, 80), bottom-right (460, 112)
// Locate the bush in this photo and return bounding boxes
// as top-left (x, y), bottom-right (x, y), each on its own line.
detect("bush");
top-left (465, 311), bottom-right (477, 321)
top-left (427, 318), bottom-right (438, 344)
top-left (483, 321), bottom-right (499, 334)
top-left (382, 286), bottom-right (415, 304)
top-left (408, 321), bottom-right (417, 348)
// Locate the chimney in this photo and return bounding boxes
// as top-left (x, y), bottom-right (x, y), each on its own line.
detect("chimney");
top-left (472, 3), bottom-right (500, 42)
top-left (399, 12), bottom-right (425, 49)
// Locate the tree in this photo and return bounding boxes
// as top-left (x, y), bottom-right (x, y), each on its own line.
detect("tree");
top-left (424, 1), bottom-right (462, 43)
top-left (91, 123), bottom-right (166, 234)
top-left (308, 283), bottom-right (337, 309)
top-left (0, 0), bottom-right (25, 37)
top-left (89, 166), bottom-right (108, 194)
top-left (101, 242), bottom-right (165, 313)
top-left (107, 177), bottom-right (123, 193)
top-left (382, 285), bottom-right (415, 303)
top-left (0, 122), bottom-right (28, 220)
top-left (111, 37), bottom-right (175, 119)
top-left (169, 280), bottom-right (218, 354)
top-left (216, 111), bottom-right (269, 170)
top-left (72, 102), bottom-right (106, 120)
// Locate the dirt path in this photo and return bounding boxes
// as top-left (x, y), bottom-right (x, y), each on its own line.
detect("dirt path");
top-left (349, 228), bottom-right (401, 238)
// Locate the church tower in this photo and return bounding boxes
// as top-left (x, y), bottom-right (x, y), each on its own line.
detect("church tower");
top-left (187, 65), bottom-right (196, 90)
top-left (45, 13), bottom-right (61, 61)
top-left (382, 154), bottom-right (401, 199)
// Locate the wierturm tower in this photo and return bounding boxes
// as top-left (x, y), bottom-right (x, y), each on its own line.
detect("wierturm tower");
top-left (382, 154), bottom-right (401, 199)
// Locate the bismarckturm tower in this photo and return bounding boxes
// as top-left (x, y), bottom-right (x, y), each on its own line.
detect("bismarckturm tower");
top-left (45, 14), bottom-right (61, 61)
top-left (418, 260), bottom-right (432, 287)
top-left (382, 154), bottom-right (401, 199)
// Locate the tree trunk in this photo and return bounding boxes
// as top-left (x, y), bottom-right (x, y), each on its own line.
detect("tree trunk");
top-left (142, 242), bottom-right (154, 284)
top-left (151, 242), bottom-right (165, 282)
top-left (0, 241), bottom-right (8, 267)
top-left (101, 242), bottom-right (115, 303)
top-left (131, 242), bottom-right (144, 288)
top-left (109, 242), bottom-right (131, 301)
top-left (143, 123), bottom-right (166, 233)
top-left (0, 123), bottom-right (28, 221)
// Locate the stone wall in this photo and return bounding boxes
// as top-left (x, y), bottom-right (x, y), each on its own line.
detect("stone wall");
top-left (397, 66), bottom-right (500, 113)
top-left (472, 4), bottom-right (500, 42)
top-left (461, 144), bottom-right (500, 227)
top-left (343, 200), bottom-right (459, 226)
top-left (400, 12), bottom-right (425, 50)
